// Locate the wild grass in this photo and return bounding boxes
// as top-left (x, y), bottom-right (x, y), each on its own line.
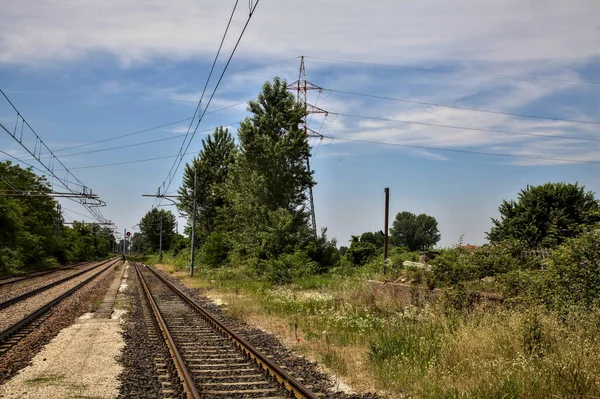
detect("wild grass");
top-left (155, 259), bottom-right (600, 398)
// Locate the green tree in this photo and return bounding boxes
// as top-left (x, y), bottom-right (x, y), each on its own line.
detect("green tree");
top-left (360, 231), bottom-right (384, 249)
top-left (389, 211), bottom-right (440, 251)
top-left (224, 77), bottom-right (314, 260)
top-left (178, 127), bottom-right (236, 237)
top-left (487, 182), bottom-right (600, 248)
top-left (139, 208), bottom-right (176, 252)
top-left (0, 161), bottom-right (59, 272)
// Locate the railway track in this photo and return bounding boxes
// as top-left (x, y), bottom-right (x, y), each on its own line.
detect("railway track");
top-left (0, 259), bottom-right (115, 310)
top-left (0, 257), bottom-right (120, 356)
top-left (0, 262), bottom-right (85, 288)
top-left (135, 263), bottom-right (320, 399)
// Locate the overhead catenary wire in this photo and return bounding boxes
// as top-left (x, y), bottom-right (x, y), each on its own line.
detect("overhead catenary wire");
top-left (0, 89), bottom-right (109, 223)
top-left (163, 0), bottom-right (241, 196)
top-left (325, 88), bottom-right (600, 126)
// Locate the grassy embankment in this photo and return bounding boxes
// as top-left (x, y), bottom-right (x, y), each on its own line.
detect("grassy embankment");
top-left (144, 253), bottom-right (600, 398)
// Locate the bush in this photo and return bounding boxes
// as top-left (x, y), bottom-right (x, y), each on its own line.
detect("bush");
top-left (200, 230), bottom-right (230, 267)
top-left (431, 248), bottom-right (477, 284)
top-left (255, 251), bottom-right (319, 284)
top-left (432, 241), bottom-right (546, 286)
top-left (346, 241), bottom-right (378, 266)
top-left (305, 229), bottom-right (341, 273)
top-left (545, 226), bottom-right (600, 309)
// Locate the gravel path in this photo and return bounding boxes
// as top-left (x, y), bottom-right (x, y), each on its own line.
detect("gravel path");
top-left (0, 313), bottom-right (124, 398)
top-left (0, 262), bottom-right (110, 331)
top-left (0, 262), bottom-right (97, 302)
top-left (0, 263), bottom-right (119, 383)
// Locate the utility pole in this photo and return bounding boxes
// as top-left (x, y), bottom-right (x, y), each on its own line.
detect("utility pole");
top-left (383, 188), bottom-right (390, 274)
top-left (55, 203), bottom-right (61, 236)
top-left (159, 212), bottom-right (163, 261)
top-left (287, 56), bottom-right (328, 236)
top-left (190, 169), bottom-right (197, 277)
top-left (123, 228), bottom-right (126, 256)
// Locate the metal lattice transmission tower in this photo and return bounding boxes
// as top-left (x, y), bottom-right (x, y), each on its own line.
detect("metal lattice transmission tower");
top-left (287, 56), bottom-right (328, 236)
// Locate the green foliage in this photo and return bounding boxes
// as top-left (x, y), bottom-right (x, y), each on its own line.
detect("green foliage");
top-left (139, 208), bottom-right (176, 252)
top-left (345, 235), bottom-right (378, 266)
top-left (390, 211), bottom-right (441, 251)
top-left (360, 231), bottom-right (384, 249)
top-left (432, 241), bottom-right (545, 286)
top-left (488, 182), bottom-right (600, 248)
top-left (0, 161), bottom-right (112, 275)
top-left (178, 126), bottom-right (236, 237)
top-left (254, 251), bottom-right (319, 284)
top-left (224, 78), bottom-right (313, 263)
top-left (199, 230), bottom-right (230, 267)
top-left (544, 226), bottom-right (600, 309)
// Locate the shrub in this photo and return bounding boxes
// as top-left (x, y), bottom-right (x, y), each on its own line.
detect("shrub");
top-left (346, 241), bottom-right (378, 266)
top-left (545, 226), bottom-right (600, 309)
top-left (200, 230), bottom-right (230, 267)
top-left (255, 251), bottom-right (319, 284)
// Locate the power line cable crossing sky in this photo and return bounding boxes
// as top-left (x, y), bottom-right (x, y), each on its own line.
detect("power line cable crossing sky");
top-left (1, 0), bottom-right (598, 245)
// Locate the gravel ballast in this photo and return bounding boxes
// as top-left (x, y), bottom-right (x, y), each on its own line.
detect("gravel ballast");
top-left (0, 313), bottom-right (124, 398)
top-left (118, 265), bottom-right (185, 399)
top-left (0, 262), bottom-right (119, 384)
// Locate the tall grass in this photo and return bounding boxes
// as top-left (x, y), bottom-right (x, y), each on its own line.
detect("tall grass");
top-left (156, 257), bottom-right (600, 398)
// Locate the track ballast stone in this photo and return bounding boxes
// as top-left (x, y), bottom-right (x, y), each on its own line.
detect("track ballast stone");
top-left (118, 266), bottom-right (185, 399)
top-left (0, 264), bottom-right (118, 384)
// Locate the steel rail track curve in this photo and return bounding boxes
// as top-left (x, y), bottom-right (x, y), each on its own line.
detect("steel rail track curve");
top-left (0, 258), bottom-right (116, 310)
top-left (0, 257), bottom-right (120, 355)
top-left (135, 263), bottom-right (320, 399)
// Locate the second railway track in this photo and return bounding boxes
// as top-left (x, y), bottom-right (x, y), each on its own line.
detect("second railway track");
top-left (135, 263), bottom-right (320, 399)
top-left (0, 257), bottom-right (120, 356)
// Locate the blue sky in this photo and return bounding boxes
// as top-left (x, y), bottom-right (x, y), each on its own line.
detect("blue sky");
top-left (1, 0), bottom-right (599, 247)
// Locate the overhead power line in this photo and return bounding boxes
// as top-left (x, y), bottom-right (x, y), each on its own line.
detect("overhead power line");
top-left (304, 56), bottom-right (600, 86)
top-left (42, 123), bottom-right (239, 159)
top-left (333, 112), bottom-right (600, 143)
top-left (65, 152), bottom-right (197, 170)
top-left (320, 134), bottom-right (600, 165)
top-left (49, 99), bottom-right (249, 155)
top-left (0, 89), bottom-right (109, 224)
top-left (157, 0), bottom-right (261, 200)
top-left (326, 88), bottom-right (600, 126)
top-left (165, 0), bottom-right (241, 194)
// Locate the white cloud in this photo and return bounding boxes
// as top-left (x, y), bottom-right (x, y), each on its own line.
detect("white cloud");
top-left (0, 0), bottom-right (597, 67)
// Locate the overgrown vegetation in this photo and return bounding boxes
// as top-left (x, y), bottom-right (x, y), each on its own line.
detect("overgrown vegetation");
top-left (136, 77), bottom-right (600, 397)
top-left (0, 161), bottom-right (113, 275)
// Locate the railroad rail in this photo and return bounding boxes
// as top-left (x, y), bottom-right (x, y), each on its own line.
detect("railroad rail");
top-left (135, 263), bottom-right (320, 399)
top-left (0, 262), bottom-right (86, 288)
top-left (0, 259), bottom-right (115, 310)
top-left (0, 257), bottom-right (120, 355)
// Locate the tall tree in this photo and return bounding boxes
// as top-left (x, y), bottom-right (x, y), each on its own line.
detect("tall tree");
top-left (139, 208), bottom-right (176, 252)
top-left (178, 127), bottom-right (236, 236)
top-left (487, 182), bottom-right (600, 248)
top-left (224, 77), bottom-right (314, 258)
top-left (390, 211), bottom-right (440, 251)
